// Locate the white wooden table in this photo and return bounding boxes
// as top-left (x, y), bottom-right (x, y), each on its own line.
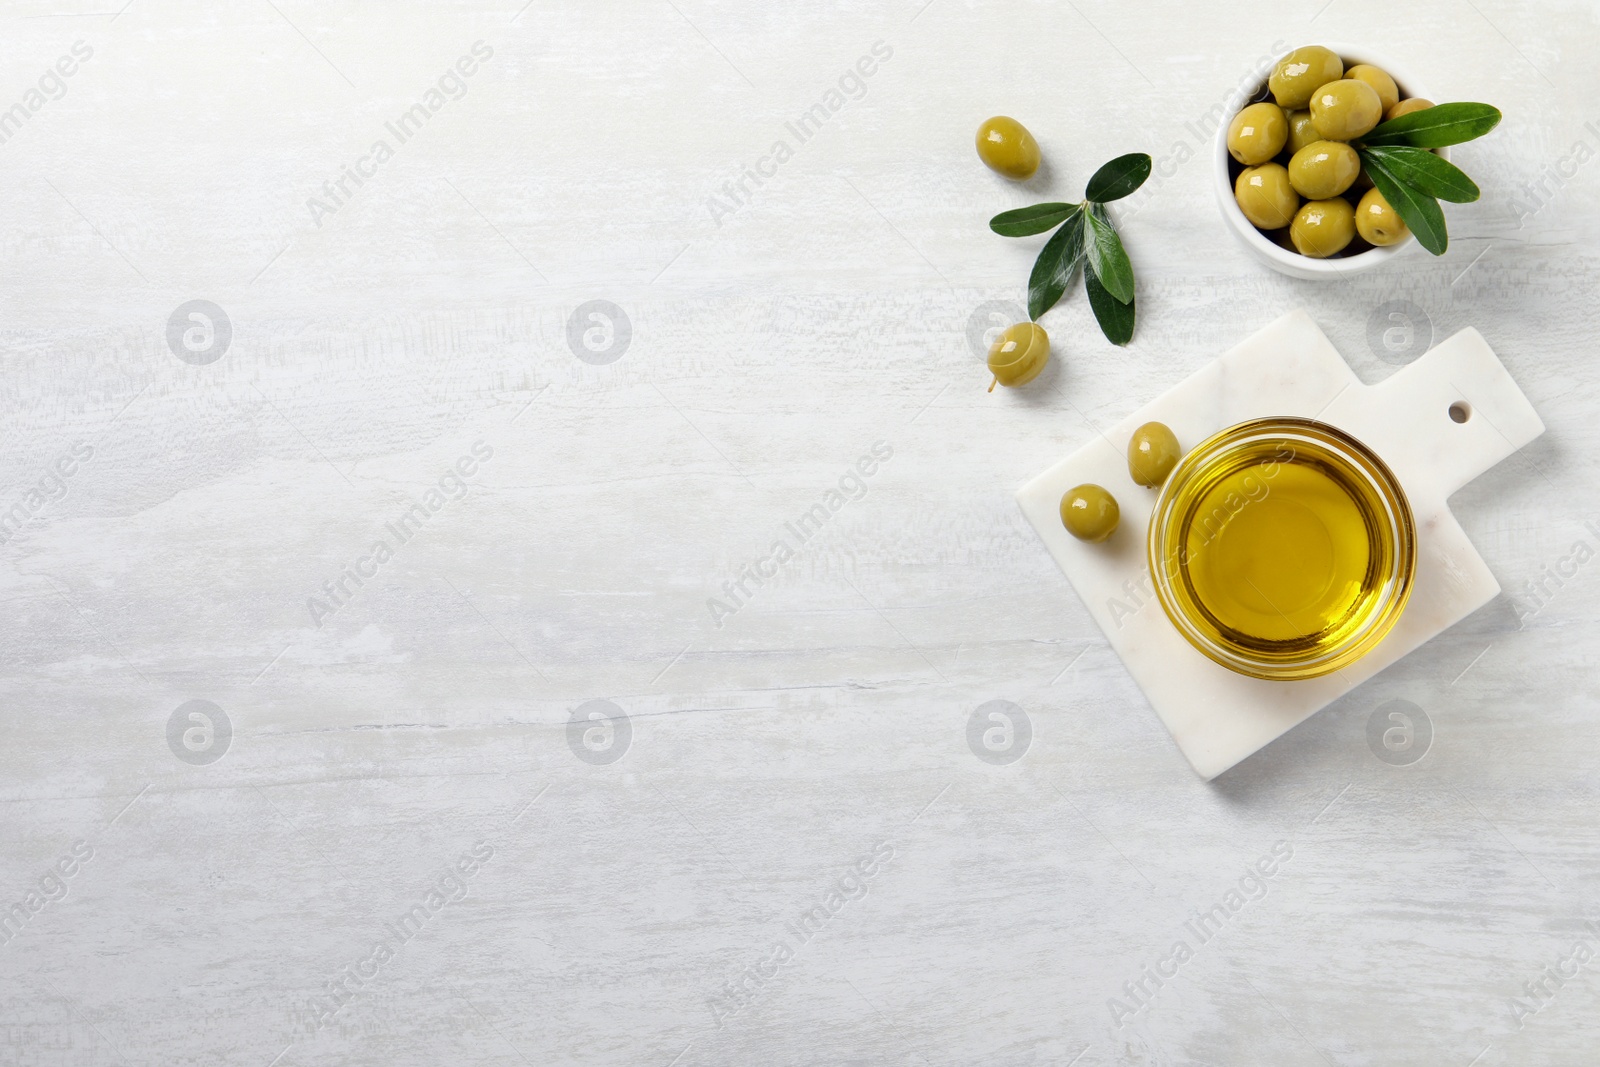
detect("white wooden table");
top-left (2, 1), bottom-right (1596, 1064)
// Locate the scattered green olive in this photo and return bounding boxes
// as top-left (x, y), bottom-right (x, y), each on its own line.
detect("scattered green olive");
top-left (1345, 64), bottom-right (1399, 116)
top-left (1127, 422), bottom-right (1181, 487)
top-left (1309, 79), bottom-right (1383, 141)
top-left (1385, 97), bottom-right (1433, 122)
top-left (1355, 187), bottom-right (1410, 245)
top-left (1268, 45), bottom-right (1343, 109)
top-left (1289, 198), bottom-right (1356, 258)
top-left (1287, 140), bottom-right (1360, 199)
top-left (976, 116), bottom-right (1040, 181)
top-left (1285, 109), bottom-right (1319, 155)
top-left (1060, 484), bottom-right (1119, 542)
top-left (1227, 102), bottom-right (1288, 165)
top-left (986, 322), bottom-right (1050, 391)
top-left (1234, 163), bottom-right (1299, 230)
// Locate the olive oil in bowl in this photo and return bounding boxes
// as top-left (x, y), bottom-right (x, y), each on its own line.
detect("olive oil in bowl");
top-left (1148, 418), bottom-right (1415, 680)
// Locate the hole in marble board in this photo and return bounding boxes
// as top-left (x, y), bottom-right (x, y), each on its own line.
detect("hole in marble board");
top-left (1449, 401), bottom-right (1471, 424)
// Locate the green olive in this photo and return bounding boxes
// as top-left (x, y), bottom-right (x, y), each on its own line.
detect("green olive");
top-left (1227, 103), bottom-right (1288, 165)
top-left (1234, 163), bottom-right (1299, 230)
top-left (1285, 109), bottom-right (1319, 155)
top-left (1060, 484), bottom-right (1119, 543)
top-left (1385, 97), bottom-right (1433, 122)
top-left (1288, 140), bottom-right (1360, 199)
top-left (976, 116), bottom-right (1040, 180)
top-left (1310, 79), bottom-right (1383, 141)
top-left (987, 322), bottom-right (1049, 390)
top-left (1268, 46), bottom-right (1343, 109)
top-left (1290, 198), bottom-right (1356, 258)
top-left (1345, 64), bottom-right (1399, 116)
top-left (1127, 422), bottom-right (1181, 487)
top-left (1355, 187), bottom-right (1410, 246)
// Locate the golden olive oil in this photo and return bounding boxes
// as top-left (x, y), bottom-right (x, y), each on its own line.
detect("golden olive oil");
top-left (1166, 435), bottom-right (1400, 662)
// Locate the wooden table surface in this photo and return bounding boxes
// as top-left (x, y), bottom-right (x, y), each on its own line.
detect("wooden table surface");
top-left (2, 1), bottom-right (1597, 1064)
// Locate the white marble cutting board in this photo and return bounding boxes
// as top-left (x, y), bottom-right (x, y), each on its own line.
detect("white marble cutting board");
top-left (1017, 310), bottom-right (1545, 780)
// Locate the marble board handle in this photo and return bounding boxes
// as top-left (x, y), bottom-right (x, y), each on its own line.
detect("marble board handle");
top-left (1322, 328), bottom-right (1545, 508)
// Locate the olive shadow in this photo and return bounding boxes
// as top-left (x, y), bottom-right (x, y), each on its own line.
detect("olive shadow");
top-left (1020, 155), bottom-right (1059, 198)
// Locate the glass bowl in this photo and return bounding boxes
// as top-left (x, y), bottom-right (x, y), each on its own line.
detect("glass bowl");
top-left (1148, 417), bottom-right (1416, 680)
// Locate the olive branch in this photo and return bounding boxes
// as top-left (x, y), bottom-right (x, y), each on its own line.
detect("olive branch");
top-left (988, 152), bottom-right (1150, 346)
top-left (1349, 102), bottom-right (1501, 255)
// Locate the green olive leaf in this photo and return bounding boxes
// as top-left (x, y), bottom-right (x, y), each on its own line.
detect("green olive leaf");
top-left (1085, 262), bottom-right (1134, 345)
top-left (1360, 145), bottom-right (1480, 203)
top-left (1027, 208), bottom-right (1086, 320)
top-left (1360, 102), bottom-right (1502, 148)
top-left (1084, 153), bottom-right (1152, 203)
top-left (1083, 205), bottom-right (1134, 305)
top-left (990, 202), bottom-right (1081, 237)
top-left (1364, 156), bottom-right (1449, 255)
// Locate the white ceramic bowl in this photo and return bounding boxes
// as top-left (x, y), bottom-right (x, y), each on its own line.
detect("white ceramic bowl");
top-left (1214, 44), bottom-right (1447, 279)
